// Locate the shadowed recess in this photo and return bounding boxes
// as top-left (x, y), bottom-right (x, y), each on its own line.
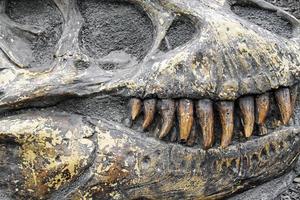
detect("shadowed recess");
top-left (6, 0), bottom-right (63, 69)
top-left (160, 15), bottom-right (196, 51)
top-left (0, 143), bottom-right (22, 200)
top-left (230, 4), bottom-right (293, 38)
top-left (78, 0), bottom-right (154, 61)
top-left (264, 0), bottom-right (300, 19)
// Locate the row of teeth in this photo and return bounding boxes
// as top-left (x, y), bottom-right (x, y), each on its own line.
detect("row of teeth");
top-left (129, 85), bottom-right (298, 149)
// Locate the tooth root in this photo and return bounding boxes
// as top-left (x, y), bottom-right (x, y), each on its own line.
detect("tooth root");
top-left (275, 88), bottom-right (292, 125)
top-left (178, 99), bottom-right (194, 142)
top-left (142, 99), bottom-right (157, 130)
top-left (196, 99), bottom-right (214, 150)
top-left (187, 123), bottom-right (197, 147)
top-left (159, 99), bottom-right (176, 139)
top-left (290, 84), bottom-right (298, 112)
top-left (239, 96), bottom-right (255, 138)
top-left (217, 101), bottom-right (234, 148)
top-left (256, 93), bottom-right (270, 125)
top-left (130, 98), bottom-right (142, 121)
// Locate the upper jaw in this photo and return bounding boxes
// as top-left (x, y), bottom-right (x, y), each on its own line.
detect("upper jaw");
top-left (124, 25), bottom-right (300, 100)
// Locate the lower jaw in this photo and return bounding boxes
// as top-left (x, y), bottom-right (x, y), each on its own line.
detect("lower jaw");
top-left (91, 119), bottom-right (300, 200)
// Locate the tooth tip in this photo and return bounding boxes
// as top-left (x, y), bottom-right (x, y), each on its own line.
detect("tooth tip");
top-left (142, 123), bottom-right (148, 130)
top-left (180, 137), bottom-right (188, 143)
top-left (275, 88), bottom-right (292, 125)
top-left (130, 98), bottom-right (142, 121)
top-left (203, 144), bottom-right (212, 150)
top-left (220, 143), bottom-right (230, 149)
top-left (159, 130), bottom-right (168, 139)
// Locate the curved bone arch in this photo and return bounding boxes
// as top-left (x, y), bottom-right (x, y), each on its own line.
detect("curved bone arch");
top-left (0, 0), bottom-right (299, 199)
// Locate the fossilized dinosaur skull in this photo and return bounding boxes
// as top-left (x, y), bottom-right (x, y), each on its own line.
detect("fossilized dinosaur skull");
top-left (0, 0), bottom-right (299, 199)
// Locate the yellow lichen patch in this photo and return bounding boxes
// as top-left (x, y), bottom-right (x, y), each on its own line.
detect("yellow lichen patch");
top-left (160, 176), bottom-right (206, 195)
top-left (0, 113), bottom-right (95, 199)
top-left (209, 14), bottom-right (300, 85)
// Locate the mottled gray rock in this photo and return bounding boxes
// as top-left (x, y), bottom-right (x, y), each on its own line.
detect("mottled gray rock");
top-left (228, 172), bottom-right (297, 200)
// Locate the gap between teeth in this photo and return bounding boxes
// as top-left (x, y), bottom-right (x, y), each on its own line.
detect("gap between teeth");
top-left (129, 85), bottom-right (298, 150)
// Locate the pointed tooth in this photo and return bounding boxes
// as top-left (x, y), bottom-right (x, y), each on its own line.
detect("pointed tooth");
top-left (256, 93), bottom-right (270, 136)
top-left (187, 123), bottom-right (197, 147)
top-left (290, 84), bottom-right (298, 112)
top-left (178, 99), bottom-right (194, 142)
top-left (196, 99), bottom-right (214, 150)
top-left (275, 88), bottom-right (292, 125)
top-left (142, 99), bottom-right (157, 130)
top-left (158, 99), bottom-right (176, 139)
top-left (217, 101), bottom-right (234, 148)
top-left (256, 93), bottom-right (270, 125)
top-left (130, 98), bottom-right (142, 121)
top-left (239, 96), bottom-right (255, 138)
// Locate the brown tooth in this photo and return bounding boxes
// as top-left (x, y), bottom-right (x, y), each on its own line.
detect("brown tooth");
top-left (256, 93), bottom-right (270, 125)
top-left (170, 127), bottom-right (178, 142)
top-left (239, 96), bottom-right (255, 138)
top-left (159, 99), bottom-right (176, 139)
top-left (187, 122), bottom-right (197, 147)
top-left (142, 99), bottom-right (157, 130)
top-left (217, 101), bottom-right (234, 148)
top-left (178, 99), bottom-right (194, 142)
top-left (290, 84), bottom-right (298, 112)
top-left (130, 98), bottom-right (142, 121)
top-left (256, 93), bottom-right (270, 136)
top-left (275, 88), bottom-right (292, 125)
top-left (196, 99), bottom-right (214, 150)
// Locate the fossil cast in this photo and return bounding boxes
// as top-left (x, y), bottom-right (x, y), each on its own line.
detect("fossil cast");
top-left (0, 0), bottom-right (299, 199)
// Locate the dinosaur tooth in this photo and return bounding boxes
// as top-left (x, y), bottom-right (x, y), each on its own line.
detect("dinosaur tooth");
top-left (290, 84), bottom-right (298, 112)
top-left (159, 99), bottom-right (176, 139)
top-left (255, 93), bottom-right (270, 135)
top-left (130, 98), bottom-right (142, 121)
top-left (187, 122), bottom-right (197, 147)
top-left (196, 99), bottom-right (214, 150)
top-left (217, 101), bottom-right (234, 148)
top-left (178, 99), bottom-right (194, 142)
top-left (239, 96), bottom-right (255, 138)
top-left (142, 99), bottom-right (157, 130)
top-left (170, 127), bottom-right (178, 142)
top-left (256, 93), bottom-right (270, 125)
top-left (275, 88), bottom-right (292, 125)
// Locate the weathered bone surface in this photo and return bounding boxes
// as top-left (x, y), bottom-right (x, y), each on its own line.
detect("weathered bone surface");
top-left (0, 0), bottom-right (299, 199)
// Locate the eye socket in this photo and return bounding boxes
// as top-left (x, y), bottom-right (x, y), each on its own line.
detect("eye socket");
top-left (6, 0), bottom-right (63, 68)
top-left (229, 2), bottom-right (294, 38)
top-left (78, 0), bottom-right (154, 65)
top-left (159, 14), bottom-right (196, 52)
